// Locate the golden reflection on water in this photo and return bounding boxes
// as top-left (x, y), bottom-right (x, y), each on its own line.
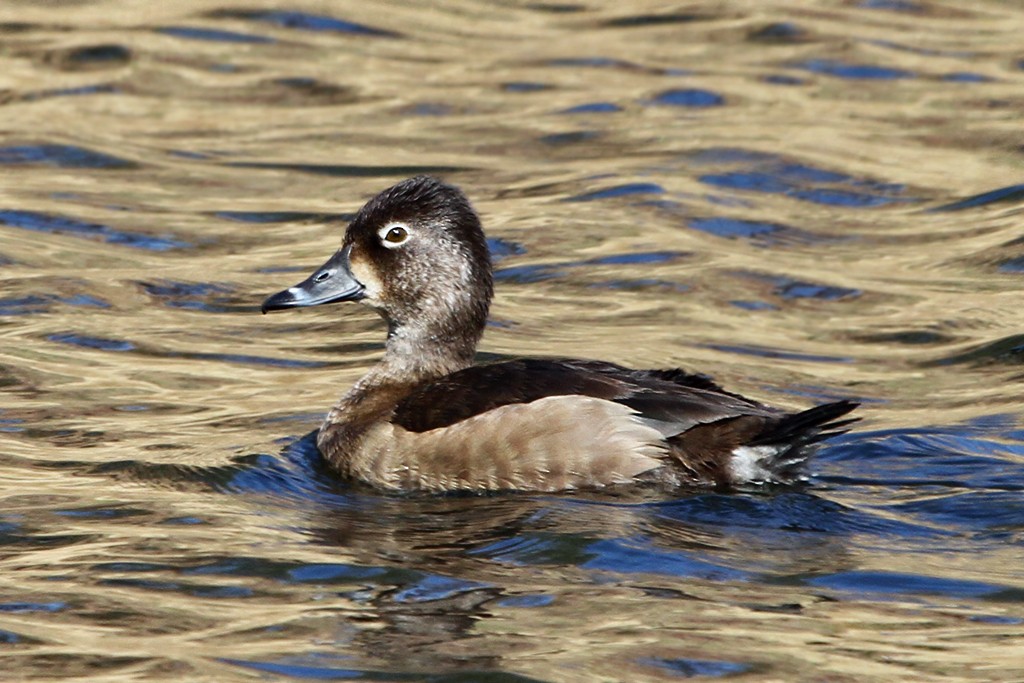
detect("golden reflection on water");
top-left (2, 0), bottom-right (1024, 680)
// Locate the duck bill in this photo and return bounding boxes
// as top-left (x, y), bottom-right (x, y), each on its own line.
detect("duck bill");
top-left (261, 245), bottom-right (365, 314)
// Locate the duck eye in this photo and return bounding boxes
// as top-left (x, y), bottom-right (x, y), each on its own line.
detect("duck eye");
top-left (381, 224), bottom-right (409, 246)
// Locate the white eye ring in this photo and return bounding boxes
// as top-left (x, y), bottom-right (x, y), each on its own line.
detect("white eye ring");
top-left (378, 222), bottom-right (411, 248)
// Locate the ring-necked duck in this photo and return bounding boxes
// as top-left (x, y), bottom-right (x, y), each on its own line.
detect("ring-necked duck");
top-left (262, 176), bottom-right (858, 492)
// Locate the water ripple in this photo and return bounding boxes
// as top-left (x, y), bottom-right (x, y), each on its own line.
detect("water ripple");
top-left (647, 88), bottom-right (725, 107)
top-left (559, 101), bottom-right (622, 114)
top-left (226, 162), bottom-right (470, 177)
top-left (137, 280), bottom-right (235, 311)
top-left (48, 332), bottom-right (134, 352)
top-left (806, 570), bottom-right (1022, 601)
top-left (640, 657), bottom-right (751, 678)
top-left (3, 3), bottom-right (1024, 679)
top-left (793, 59), bottom-right (915, 80)
top-left (931, 183), bottom-right (1024, 212)
top-left (50, 44), bottom-right (131, 70)
top-left (693, 148), bottom-right (910, 207)
top-left (495, 250), bottom-right (689, 284)
top-left (209, 9), bottom-right (401, 38)
top-left (687, 216), bottom-right (828, 246)
top-left (0, 144), bottom-right (135, 169)
top-left (565, 182), bottom-right (665, 202)
top-left (0, 209), bottom-right (189, 251)
top-left (155, 26), bottom-right (273, 44)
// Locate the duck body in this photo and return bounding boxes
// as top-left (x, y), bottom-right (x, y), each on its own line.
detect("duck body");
top-left (262, 176), bottom-right (858, 493)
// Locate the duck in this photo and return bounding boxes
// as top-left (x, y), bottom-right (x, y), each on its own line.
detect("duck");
top-left (262, 176), bottom-right (858, 493)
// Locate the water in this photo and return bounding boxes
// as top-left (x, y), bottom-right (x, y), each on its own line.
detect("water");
top-left (1, 1), bottom-right (1023, 680)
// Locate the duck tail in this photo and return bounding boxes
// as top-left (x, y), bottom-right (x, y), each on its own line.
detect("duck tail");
top-left (728, 400), bottom-right (860, 485)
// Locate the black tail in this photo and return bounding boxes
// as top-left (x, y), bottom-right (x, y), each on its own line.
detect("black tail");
top-left (749, 399), bottom-right (860, 484)
top-left (753, 399), bottom-right (860, 446)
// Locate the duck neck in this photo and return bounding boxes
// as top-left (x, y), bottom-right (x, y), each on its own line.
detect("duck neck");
top-left (377, 316), bottom-right (479, 383)
top-left (325, 316), bottom-right (478, 438)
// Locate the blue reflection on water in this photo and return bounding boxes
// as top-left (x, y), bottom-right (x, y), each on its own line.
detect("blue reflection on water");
top-left (156, 26), bottom-right (273, 43)
top-left (0, 209), bottom-right (190, 251)
top-left (794, 59), bottom-right (915, 79)
top-left (690, 148), bottom-right (910, 206)
top-left (216, 10), bottom-right (401, 37)
top-left (807, 571), bottom-right (1018, 600)
top-left (640, 657), bottom-right (751, 678)
top-left (0, 144), bottom-right (135, 169)
top-left (648, 89), bottom-right (725, 107)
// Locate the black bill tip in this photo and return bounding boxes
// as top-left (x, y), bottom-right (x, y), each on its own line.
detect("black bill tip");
top-left (260, 246), bottom-right (366, 315)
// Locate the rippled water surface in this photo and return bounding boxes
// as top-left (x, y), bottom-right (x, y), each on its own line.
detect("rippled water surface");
top-left (2, 1), bottom-right (1024, 680)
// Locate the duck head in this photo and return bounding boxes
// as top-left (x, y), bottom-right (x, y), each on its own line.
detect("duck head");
top-left (262, 176), bottom-right (493, 373)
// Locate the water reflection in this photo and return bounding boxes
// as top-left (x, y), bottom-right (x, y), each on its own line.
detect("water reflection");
top-left (1, 0), bottom-right (1024, 680)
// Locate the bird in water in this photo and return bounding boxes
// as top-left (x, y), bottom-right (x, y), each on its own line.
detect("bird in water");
top-left (262, 176), bottom-right (858, 493)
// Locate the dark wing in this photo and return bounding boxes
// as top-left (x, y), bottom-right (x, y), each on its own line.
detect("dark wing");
top-left (561, 359), bottom-right (742, 396)
top-left (391, 357), bottom-right (778, 434)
